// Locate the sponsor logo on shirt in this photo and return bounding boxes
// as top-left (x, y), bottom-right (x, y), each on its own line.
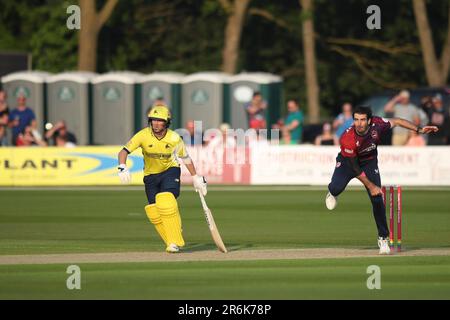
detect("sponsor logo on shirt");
top-left (361, 143), bottom-right (376, 153)
top-left (146, 152), bottom-right (172, 160)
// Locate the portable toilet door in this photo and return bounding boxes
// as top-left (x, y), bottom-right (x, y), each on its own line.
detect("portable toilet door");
top-left (46, 72), bottom-right (97, 145)
top-left (181, 72), bottom-right (232, 131)
top-left (91, 72), bottom-right (143, 145)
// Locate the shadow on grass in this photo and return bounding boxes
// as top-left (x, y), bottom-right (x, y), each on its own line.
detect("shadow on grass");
top-left (183, 243), bottom-right (253, 253)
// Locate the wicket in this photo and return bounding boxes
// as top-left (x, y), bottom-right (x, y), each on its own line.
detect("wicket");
top-left (381, 185), bottom-right (402, 252)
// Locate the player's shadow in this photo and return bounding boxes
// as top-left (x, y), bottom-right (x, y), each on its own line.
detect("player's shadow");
top-left (183, 242), bottom-right (252, 253)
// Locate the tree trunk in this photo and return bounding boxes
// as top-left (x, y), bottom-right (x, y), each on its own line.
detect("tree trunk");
top-left (412, 0), bottom-right (450, 86)
top-left (412, 0), bottom-right (441, 85)
top-left (221, 0), bottom-right (251, 74)
top-left (300, 0), bottom-right (320, 123)
top-left (78, 0), bottom-right (118, 72)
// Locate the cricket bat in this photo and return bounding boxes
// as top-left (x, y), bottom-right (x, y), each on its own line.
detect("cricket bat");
top-left (198, 193), bottom-right (228, 253)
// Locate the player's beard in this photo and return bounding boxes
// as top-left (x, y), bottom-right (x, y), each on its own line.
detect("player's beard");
top-left (356, 124), bottom-right (369, 135)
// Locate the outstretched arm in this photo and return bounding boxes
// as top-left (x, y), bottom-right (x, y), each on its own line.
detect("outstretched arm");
top-left (388, 118), bottom-right (439, 134)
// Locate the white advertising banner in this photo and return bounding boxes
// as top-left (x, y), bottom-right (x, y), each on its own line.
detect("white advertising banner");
top-left (251, 146), bottom-right (450, 186)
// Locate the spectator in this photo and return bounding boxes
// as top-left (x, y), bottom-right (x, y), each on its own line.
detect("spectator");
top-left (152, 97), bottom-right (166, 106)
top-left (384, 90), bottom-right (420, 145)
top-left (55, 133), bottom-right (76, 148)
top-left (16, 125), bottom-right (47, 147)
top-left (207, 123), bottom-right (236, 149)
top-left (420, 95), bottom-right (434, 114)
top-left (333, 102), bottom-right (353, 138)
top-left (45, 121), bottom-right (77, 146)
top-left (146, 97), bottom-right (167, 121)
top-left (314, 122), bottom-right (339, 146)
top-left (0, 111), bottom-right (8, 146)
top-left (0, 91), bottom-right (8, 113)
top-left (184, 120), bottom-right (203, 145)
top-left (245, 92), bottom-right (267, 130)
top-left (8, 95), bottom-right (37, 145)
top-left (0, 91), bottom-right (9, 146)
top-left (405, 129), bottom-right (426, 147)
top-left (282, 100), bottom-right (304, 144)
top-left (426, 94), bottom-right (449, 145)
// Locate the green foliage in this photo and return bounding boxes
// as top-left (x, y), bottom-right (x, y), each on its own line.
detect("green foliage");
top-left (1, 0), bottom-right (448, 118)
top-left (0, 0), bottom-right (77, 72)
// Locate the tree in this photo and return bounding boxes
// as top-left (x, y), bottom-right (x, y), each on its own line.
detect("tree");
top-left (219, 0), bottom-right (251, 74)
top-left (78, 0), bottom-right (118, 71)
top-left (412, 0), bottom-right (450, 86)
top-left (300, 0), bottom-right (320, 123)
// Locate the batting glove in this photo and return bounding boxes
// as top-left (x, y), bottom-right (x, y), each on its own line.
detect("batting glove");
top-left (118, 164), bottom-right (131, 184)
top-left (193, 175), bottom-right (207, 196)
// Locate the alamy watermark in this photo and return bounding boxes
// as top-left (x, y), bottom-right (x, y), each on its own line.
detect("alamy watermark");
top-left (66, 5), bottom-right (81, 30)
top-left (366, 5), bottom-right (381, 30)
top-left (174, 121), bottom-right (281, 166)
top-left (66, 265), bottom-right (81, 290)
top-left (366, 265), bottom-right (381, 290)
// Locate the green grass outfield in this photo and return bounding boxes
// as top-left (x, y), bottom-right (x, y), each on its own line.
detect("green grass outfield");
top-left (0, 186), bottom-right (449, 299)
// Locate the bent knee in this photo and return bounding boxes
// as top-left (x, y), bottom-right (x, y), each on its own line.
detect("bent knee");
top-left (328, 183), bottom-right (344, 197)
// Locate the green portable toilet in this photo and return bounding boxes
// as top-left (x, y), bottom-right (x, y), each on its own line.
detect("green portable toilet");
top-left (1, 71), bottom-right (51, 134)
top-left (181, 72), bottom-right (232, 130)
top-left (139, 72), bottom-right (184, 129)
top-left (91, 72), bottom-right (143, 145)
top-left (230, 72), bottom-right (283, 130)
top-left (46, 72), bottom-right (96, 145)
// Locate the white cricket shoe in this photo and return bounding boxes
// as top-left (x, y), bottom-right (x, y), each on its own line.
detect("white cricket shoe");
top-left (325, 192), bottom-right (337, 210)
top-left (378, 237), bottom-right (391, 255)
top-left (166, 243), bottom-right (180, 253)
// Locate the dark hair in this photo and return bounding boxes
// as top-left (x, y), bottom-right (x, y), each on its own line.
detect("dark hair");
top-left (253, 91), bottom-right (261, 97)
top-left (352, 105), bottom-right (372, 120)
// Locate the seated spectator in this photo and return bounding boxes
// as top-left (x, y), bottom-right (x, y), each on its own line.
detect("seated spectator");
top-left (333, 102), bottom-right (353, 138)
top-left (314, 122), bottom-right (339, 146)
top-left (55, 133), bottom-right (76, 148)
top-left (0, 91), bottom-right (8, 110)
top-left (0, 90), bottom-right (9, 146)
top-left (245, 92), bottom-right (267, 130)
top-left (405, 130), bottom-right (426, 147)
top-left (0, 111), bottom-right (8, 146)
top-left (426, 94), bottom-right (449, 145)
top-left (207, 123), bottom-right (236, 149)
top-left (16, 125), bottom-right (47, 147)
top-left (8, 95), bottom-right (37, 145)
top-left (384, 90), bottom-right (420, 145)
top-left (45, 121), bottom-right (77, 146)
